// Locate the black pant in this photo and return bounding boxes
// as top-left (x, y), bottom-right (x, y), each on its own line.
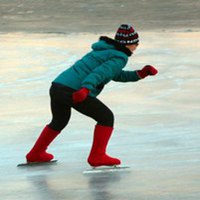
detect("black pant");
top-left (48, 83), bottom-right (114, 131)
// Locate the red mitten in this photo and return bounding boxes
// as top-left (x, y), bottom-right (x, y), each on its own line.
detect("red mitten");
top-left (72, 88), bottom-right (90, 104)
top-left (137, 65), bottom-right (158, 79)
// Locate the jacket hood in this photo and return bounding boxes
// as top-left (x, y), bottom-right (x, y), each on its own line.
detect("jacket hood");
top-left (92, 36), bottom-right (132, 57)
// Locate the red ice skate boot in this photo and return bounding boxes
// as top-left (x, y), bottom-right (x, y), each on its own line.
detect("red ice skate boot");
top-left (26, 125), bottom-right (60, 163)
top-left (87, 124), bottom-right (121, 167)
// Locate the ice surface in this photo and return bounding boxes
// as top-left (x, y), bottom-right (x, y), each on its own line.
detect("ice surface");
top-left (0, 32), bottom-right (199, 200)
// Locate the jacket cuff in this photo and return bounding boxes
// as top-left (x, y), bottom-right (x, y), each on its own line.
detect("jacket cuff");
top-left (81, 83), bottom-right (93, 92)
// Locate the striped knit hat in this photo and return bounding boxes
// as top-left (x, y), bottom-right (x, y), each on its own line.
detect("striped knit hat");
top-left (114, 24), bottom-right (139, 45)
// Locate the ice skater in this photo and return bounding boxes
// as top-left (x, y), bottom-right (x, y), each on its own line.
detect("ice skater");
top-left (26, 24), bottom-right (158, 167)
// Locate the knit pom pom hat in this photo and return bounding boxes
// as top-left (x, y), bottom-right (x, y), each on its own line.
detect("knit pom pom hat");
top-left (114, 24), bottom-right (139, 45)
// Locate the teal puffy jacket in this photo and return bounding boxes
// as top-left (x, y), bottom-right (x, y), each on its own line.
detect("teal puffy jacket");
top-left (53, 36), bottom-right (140, 97)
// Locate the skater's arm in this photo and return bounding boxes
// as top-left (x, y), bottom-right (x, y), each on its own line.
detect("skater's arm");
top-left (81, 57), bottom-right (127, 91)
top-left (113, 65), bottom-right (158, 82)
top-left (112, 70), bottom-right (141, 82)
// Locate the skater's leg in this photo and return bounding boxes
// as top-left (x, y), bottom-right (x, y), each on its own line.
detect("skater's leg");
top-left (72, 96), bottom-right (114, 127)
top-left (26, 125), bottom-right (61, 162)
top-left (48, 82), bottom-right (73, 131)
top-left (26, 84), bottom-right (72, 162)
top-left (72, 97), bottom-right (121, 167)
top-left (87, 124), bottom-right (121, 167)
top-left (48, 96), bottom-right (72, 132)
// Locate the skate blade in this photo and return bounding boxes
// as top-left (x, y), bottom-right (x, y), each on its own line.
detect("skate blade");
top-left (83, 165), bottom-right (130, 174)
top-left (17, 160), bottom-right (57, 167)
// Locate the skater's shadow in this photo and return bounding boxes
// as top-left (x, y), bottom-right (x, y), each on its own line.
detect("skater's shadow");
top-left (25, 167), bottom-right (130, 200)
top-left (87, 172), bottom-right (126, 200)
